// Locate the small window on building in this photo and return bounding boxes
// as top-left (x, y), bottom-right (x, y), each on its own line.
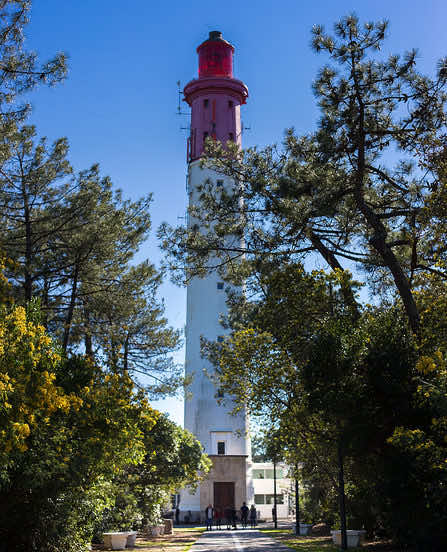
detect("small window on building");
top-left (254, 494), bottom-right (265, 505)
top-left (217, 441), bottom-right (225, 455)
top-left (217, 336), bottom-right (224, 343)
top-left (204, 99), bottom-right (209, 107)
top-left (217, 282), bottom-right (224, 290)
top-left (265, 469), bottom-right (274, 479)
top-left (252, 469), bottom-right (265, 479)
top-left (265, 494), bottom-right (284, 505)
top-left (216, 179), bottom-right (224, 186)
top-left (228, 100), bottom-right (233, 108)
top-left (229, 132), bottom-right (234, 141)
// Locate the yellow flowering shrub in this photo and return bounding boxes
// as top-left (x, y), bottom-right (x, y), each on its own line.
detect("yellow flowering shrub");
top-left (0, 302), bottom-right (160, 551)
top-left (0, 305), bottom-right (83, 456)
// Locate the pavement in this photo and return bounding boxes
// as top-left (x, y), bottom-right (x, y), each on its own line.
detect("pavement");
top-left (188, 528), bottom-right (294, 552)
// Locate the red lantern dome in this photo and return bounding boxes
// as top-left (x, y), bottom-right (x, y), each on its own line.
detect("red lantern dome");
top-left (197, 31), bottom-right (234, 78)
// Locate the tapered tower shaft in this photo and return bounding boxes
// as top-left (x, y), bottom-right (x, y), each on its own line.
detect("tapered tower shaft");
top-left (180, 31), bottom-right (253, 520)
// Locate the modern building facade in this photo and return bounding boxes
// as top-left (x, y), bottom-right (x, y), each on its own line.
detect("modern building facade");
top-left (251, 462), bottom-right (292, 520)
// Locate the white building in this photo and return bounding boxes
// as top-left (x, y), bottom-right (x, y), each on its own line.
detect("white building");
top-left (252, 463), bottom-right (292, 520)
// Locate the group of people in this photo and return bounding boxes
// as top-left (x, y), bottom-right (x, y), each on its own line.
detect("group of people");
top-left (205, 502), bottom-right (257, 530)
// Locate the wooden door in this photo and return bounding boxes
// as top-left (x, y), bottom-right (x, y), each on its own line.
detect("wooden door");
top-left (213, 482), bottom-right (235, 511)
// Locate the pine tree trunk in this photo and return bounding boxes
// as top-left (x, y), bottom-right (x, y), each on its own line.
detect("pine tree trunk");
top-left (338, 440), bottom-right (347, 550)
top-left (63, 263), bottom-right (79, 352)
top-left (21, 177), bottom-right (33, 302)
top-left (83, 308), bottom-right (93, 360)
top-left (295, 465), bottom-right (300, 536)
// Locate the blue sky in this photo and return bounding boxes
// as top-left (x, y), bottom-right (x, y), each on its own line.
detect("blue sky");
top-left (25, 1), bottom-right (446, 425)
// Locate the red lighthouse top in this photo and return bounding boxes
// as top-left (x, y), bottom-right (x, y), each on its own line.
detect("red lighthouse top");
top-left (184, 31), bottom-right (248, 162)
top-left (197, 31), bottom-right (234, 78)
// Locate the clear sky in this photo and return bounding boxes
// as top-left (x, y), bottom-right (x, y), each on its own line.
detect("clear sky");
top-left (25, 0), bottom-right (446, 425)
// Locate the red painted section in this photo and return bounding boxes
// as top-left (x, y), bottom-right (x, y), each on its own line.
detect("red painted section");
top-left (184, 32), bottom-right (248, 162)
top-left (197, 37), bottom-right (234, 78)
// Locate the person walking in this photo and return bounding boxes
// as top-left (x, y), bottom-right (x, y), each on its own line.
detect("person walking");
top-left (249, 504), bottom-right (257, 528)
top-left (205, 504), bottom-right (214, 531)
top-left (240, 501), bottom-right (249, 529)
top-left (224, 505), bottom-right (232, 530)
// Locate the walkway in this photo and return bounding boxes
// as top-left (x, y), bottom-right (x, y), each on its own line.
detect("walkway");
top-left (189, 528), bottom-right (293, 552)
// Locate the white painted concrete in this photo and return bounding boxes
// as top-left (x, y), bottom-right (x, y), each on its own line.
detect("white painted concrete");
top-left (184, 161), bottom-right (249, 458)
top-left (180, 161), bottom-right (250, 519)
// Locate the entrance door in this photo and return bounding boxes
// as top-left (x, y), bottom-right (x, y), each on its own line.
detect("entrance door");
top-left (213, 482), bottom-right (235, 512)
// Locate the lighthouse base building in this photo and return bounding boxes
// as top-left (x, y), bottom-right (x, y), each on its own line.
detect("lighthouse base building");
top-left (177, 31), bottom-right (291, 522)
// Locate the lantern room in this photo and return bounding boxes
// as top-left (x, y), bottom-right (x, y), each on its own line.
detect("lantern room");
top-left (197, 31), bottom-right (234, 78)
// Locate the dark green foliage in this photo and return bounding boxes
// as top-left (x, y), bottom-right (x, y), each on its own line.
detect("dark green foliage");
top-left (95, 414), bottom-right (210, 537)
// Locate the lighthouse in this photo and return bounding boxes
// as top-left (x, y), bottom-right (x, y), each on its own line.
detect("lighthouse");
top-left (179, 31), bottom-right (253, 520)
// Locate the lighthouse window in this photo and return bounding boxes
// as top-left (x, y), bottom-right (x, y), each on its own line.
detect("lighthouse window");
top-left (203, 131), bottom-right (209, 140)
top-left (204, 99), bottom-right (209, 107)
top-left (228, 100), bottom-right (233, 108)
top-left (217, 282), bottom-right (224, 290)
top-left (217, 441), bottom-right (226, 455)
top-left (229, 132), bottom-right (234, 141)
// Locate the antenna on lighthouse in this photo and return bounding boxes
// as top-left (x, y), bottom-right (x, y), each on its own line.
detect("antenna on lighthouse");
top-left (176, 80), bottom-right (191, 133)
top-left (176, 81), bottom-right (190, 116)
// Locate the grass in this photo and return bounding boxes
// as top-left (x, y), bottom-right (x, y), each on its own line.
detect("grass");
top-left (129, 527), bottom-right (205, 552)
top-left (260, 529), bottom-right (398, 552)
top-left (260, 529), bottom-right (341, 552)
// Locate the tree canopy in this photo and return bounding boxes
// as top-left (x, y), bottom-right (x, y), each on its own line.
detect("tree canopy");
top-left (160, 15), bottom-right (447, 337)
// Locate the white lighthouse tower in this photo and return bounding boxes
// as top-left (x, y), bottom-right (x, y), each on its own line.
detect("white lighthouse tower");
top-left (179, 31), bottom-right (253, 521)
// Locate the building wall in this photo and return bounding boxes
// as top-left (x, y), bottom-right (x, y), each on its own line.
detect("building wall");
top-left (200, 455), bottom-right (247, 516)
top-left (251, 462), bottom-right (292, 519)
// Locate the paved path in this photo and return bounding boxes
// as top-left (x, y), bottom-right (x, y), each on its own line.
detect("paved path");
top-left (189, 528), bottom-right (292, 552)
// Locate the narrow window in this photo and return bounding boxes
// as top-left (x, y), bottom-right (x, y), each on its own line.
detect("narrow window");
top-left (203, 131), bottom-right (209, 140)
top-left (254, 494), bottom-right (265, 505)
top-left (229, 132), bottom-right (234, 141)
top-left (217, 389), bottom-right (224, 398)
top-left (228, 100), bottom-right (233, 108)
top-left (217, 441), bottom-right (225, 455)
top-left (217, 282), bottom-right (224, 289)
top-left (204, 99), bottom-right (209, 107)
top-left (216, 179), bottom-right (224, 187)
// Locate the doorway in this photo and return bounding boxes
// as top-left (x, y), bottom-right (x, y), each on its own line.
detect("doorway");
top-left (213, 482), bottom-right (235, 512)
